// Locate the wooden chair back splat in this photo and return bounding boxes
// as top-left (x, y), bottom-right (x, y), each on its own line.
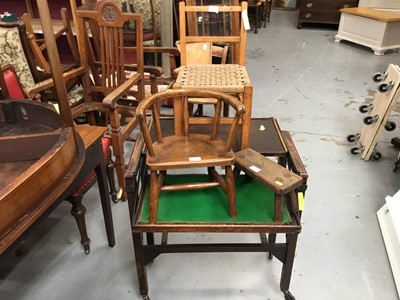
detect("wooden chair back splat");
top-left (179, 1), bottom-right (246, 66)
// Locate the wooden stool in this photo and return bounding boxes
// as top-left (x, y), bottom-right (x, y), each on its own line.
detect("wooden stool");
top-left (234, 148), bottom-right (303, 222)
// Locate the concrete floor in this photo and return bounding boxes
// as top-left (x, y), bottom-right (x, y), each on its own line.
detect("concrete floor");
top-left (1, 10), bottom-right (400, 300)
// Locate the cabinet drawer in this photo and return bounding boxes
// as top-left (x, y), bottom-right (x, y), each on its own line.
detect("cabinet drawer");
top-left (299, 1), bottom-right (358, 10)
top-left (298, 9), bottom-right (342, 24)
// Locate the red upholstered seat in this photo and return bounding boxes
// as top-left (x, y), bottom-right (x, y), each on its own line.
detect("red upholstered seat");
top-left (1, 65), bottom-right (25, 99)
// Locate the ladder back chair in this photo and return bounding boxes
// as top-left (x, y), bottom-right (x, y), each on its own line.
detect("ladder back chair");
top-left (136, 89), bottom-right (245, 224)
top-left (21, 9), bottom-right (88, 113)
top-left (22, 8), bottom-right (80, 73)
top-left (175, 1), bottom-right (252, 149)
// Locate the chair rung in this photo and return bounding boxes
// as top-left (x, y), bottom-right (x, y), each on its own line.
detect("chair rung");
top-left (161, 181), bottom-right (219, 191)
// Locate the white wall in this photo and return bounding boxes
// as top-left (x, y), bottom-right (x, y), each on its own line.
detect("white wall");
top-left (358, 0), bottom-right (400, 8)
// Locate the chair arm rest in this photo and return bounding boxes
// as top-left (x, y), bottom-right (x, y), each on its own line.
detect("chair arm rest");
top-left (103, 73), bottom-right (142, 109)
top-left (281, 131), bottom-right (308, 191)
top-left (221, 95), bottom-right (245, 115)
top-left (144, 66), bottom-right (164, 78)
top-left (25, 67), bottom-right (86, 99)
top-left (143, 46), bottom-right (180, 56)
top-left (124, 64), bottom-right (164, 78)
top-left (125, 131), bottom-right (145, 179)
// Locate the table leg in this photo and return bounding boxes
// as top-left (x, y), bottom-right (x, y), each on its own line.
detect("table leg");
top-left (95, 160), bottom-right (115, 247)
top-left (69, 194), bottom-right (90, 254)
top-left (254, 5), bottom-right (259, 33)
top-left (280, 233), bottom-right (298, 298)
top-left (268, 233), bottom-right (277, 259)
top-left (133, 232), bottom-right (149, 298)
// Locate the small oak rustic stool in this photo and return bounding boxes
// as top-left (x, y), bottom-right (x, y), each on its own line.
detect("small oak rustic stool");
top-left (234, 148), bottom-right (303, 222)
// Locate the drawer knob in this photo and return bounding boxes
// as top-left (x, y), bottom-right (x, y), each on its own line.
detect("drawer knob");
top-left (305, 13), bottom-right (311, 19)
top-left (306, 3), bottom-right (313, 8)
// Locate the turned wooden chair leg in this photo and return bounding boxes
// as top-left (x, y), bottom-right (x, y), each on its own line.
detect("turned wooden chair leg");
top-left (149, 171), bottom-right (159, 224)
top-left (225, 166), bottom-right (237, 217)
top-left (105, 151), bottom-right (118, 203)
top-left (207, 166), bottom-right (215, 182)
top-left (68, 195), bottom-right (90, 254)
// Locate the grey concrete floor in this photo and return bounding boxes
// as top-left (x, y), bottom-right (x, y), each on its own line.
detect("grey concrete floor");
top-left (1, 9), bottom-right (400, 300)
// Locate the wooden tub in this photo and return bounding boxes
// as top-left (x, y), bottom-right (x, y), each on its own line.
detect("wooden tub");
top-left (0, 99), bottom-right (82, 252)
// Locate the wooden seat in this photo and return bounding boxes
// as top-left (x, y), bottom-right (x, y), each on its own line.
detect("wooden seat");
top-left (175, 41), bottom-right (229, 115)
top-left (136, 89), bottom-right (245, 224)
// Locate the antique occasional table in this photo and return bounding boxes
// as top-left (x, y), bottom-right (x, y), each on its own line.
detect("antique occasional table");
top-left (125, 117), bottom-right (308, 300)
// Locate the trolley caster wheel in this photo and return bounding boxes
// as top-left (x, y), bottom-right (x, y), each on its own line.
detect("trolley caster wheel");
top-left (268, 252), bottom-right (273, 260)
top-left (364, 115), bottom-right (378, 125)
top-left (350, 147), bottom-right (362, 155)
top-left (359, 104), bottom-right (373, 113)
top-left (284, 291), bottom-right (296, 300)
top-left (385, 120), bottom-right (396, 132)
top-left (346, 134), bottom-right (359, 143)
top-left (391, 137), bottom-right (400, 148)
top-left (373, 72), bottom-right (387, 82)
top-left (393, 161), bottom-right (400, 172)
top-left (143, 295), bottom-right (150, 300)
top-left (379, 81), bottom-right (394, 92)
top-left (371, 152), bottom-right (382, 161)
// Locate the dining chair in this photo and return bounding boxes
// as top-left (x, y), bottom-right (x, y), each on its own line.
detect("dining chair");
top-left (75, 0), bottom-right (148, 200)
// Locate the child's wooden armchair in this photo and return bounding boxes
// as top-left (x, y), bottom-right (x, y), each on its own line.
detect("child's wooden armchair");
top-left (135, 89), bottom-right (245, 224)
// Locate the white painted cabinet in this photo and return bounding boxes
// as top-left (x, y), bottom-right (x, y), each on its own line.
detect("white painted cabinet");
top-left (377, 190), bottom-right (400, 295)
top-left (359, 0), bottom-right (400, 9)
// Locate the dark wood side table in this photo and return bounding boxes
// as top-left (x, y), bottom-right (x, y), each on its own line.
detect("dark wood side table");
top-left (72, 125), bottom-right (115, 254)
top-left (297, 0), bottom-right (359, 29)
top-left (125, 117), bottom-right (308, 300)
